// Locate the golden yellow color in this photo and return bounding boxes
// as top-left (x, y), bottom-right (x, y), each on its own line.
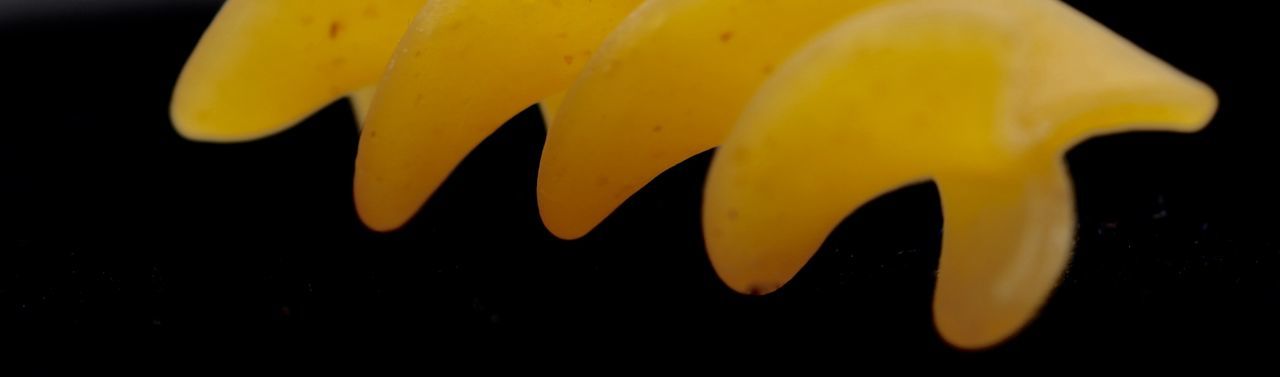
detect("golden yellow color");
top-left (165, 0), bottom-right (1222, 351)
top-left (539, 0), bottom-right (905, 240)
top-left (354, 0), bottom-right (644, 232)
top-left (171, 0), bottom-right (427, 142)
top-left (702, 0), bottom-right (1217, 349)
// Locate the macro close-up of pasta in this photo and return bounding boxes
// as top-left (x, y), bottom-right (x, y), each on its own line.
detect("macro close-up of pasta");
top-left (2, 0), bottom-right (1275, 366)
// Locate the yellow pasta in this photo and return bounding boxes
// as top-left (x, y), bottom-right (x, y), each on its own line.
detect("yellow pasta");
top-left (701, 0), bottom-right (1215, 348)
top-left (172, 0), bottom-right (1218, 349)
top-left (171, 0), bottom-right (426, 141)
top-left (353, 0), bottom-right (646, 231)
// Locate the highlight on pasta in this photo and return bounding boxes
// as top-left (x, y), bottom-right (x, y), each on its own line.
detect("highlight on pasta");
top-left (171, 0), bottom-right (1218, 349)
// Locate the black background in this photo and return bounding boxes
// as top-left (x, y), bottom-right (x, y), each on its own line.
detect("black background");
top-left (1, 0), bottom-right (1276, 365)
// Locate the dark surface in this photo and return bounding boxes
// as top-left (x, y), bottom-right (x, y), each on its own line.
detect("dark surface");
top-left (1, 0), bottom-right (1276, 364)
